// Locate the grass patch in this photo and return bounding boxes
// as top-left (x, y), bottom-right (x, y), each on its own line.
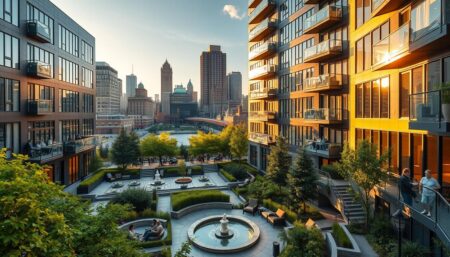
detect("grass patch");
top-left (332, 223), bottom-right (352, 248)
top-left (171, 190), bottom-right (230, 211)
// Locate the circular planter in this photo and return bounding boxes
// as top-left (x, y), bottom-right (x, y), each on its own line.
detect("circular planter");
top-left (175, 177), bottom-right (193, 184)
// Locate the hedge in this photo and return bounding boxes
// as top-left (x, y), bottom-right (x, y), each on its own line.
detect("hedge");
top-left (332, 223), bottom-right (352, 248)
top-left (160, 165), bottom-right (202, 177)
top-left (263, 199), bottom-right (298, 223)
top-left (77, 168), bottom-right (140, 194)
top-left (218, 161), bottom-right (257, 180)
top-left (171, 190), bottom-right (230, 211)
top-left (220, 169), bottom-right (237, 182)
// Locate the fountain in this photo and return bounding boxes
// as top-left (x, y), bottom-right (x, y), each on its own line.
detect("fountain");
top-left (151, 170), bottom-right (165, 186)
top-left (187, 214), bottom-right (260, 253)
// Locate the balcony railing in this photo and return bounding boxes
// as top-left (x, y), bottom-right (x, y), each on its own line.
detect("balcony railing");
top-left (248, 0), bottom-right (276, 24)
top-left (372, 22), bottom-right (410, 69)
top-left (249, 18), bottom-right (277, 42)
top-left (249, 41), bottom-right (276, 61)
top-left (304, 39), bottom-right (343, 62)
top-left (376, 173), bottom-right (450, 248)
top-left (26, 20), bottom-right (51, 43)
top-left (249, 111), bottom-right (276, 121)
top-left (305, 141), bottom-right (342, 158)
top-left (303, 74), bottom-right (344, 92)
top-left (28, 143), bottom-right (63, 163)
top-left (249, 64), bottom-right (277, 80)
top-left (63, 136), bottom-right (96, 155)
top-left (249, 132), bottom-right (276, 145)
top-left (249, 88), bottom-right (277, 99)
top-left (304, 5), bottom-right (343, 34)
top-left (27, 99), bottom-right (54, 115)
top-left (248, 0), bottom-right (262, 8)
top-left (27, 61), bottom-right (52, 79)
top-left (303, 108), bottom-right (342, 122)
top-left (409, 89), bottom-right (450, 133)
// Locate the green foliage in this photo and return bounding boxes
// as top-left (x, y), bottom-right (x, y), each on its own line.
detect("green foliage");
top-left (111, 129), bottom-right (141, 170)
top-left (220, 169), bottom-right (237, 182)
top-left (219, 162), bottom-right (248, 180)
top-left (141, 132), bottom-right (178, 164)
top-left (279, 224), bottom-right (324, 257)
top-left (179, 144), bottom-right (189, 159)
top-left (332, 223), bottom-right (352, 248)
top-left (77, 168), bottom-right (140, 193)
top-left (160, 165), bottom-right (202, 177)
top-left (365, 217), bottom-right (396, 256)
top-left (230, 124), bottom-right (248, 162)
top-left (321, 163), bottom-right (343, 179)
top-left (263, 199), bottom-right (298, 223)
top-left (399, 241), bottom-right (430, 257)
top-left (89, 153), bottom-right (103, 174)
top-left (122, 209), bottom-right (171, 223)
top-left (288, 148), bottom-right (318, 213)
top-left (171, 190), bottom-right (230, 211)
top-left (335, 140), bottom-right (389, 227)
top-left (246, 176), bottom-right (289, 204)
top-left (188, 131), bottom-right (222, 157)
top-left (111, 188), bottom-right (154, 212)
top-left (99, 144), bottom-right (110, 159)
top-left (219, 125), bottom-right (234, 157)
top-left (174, 241), bottom-right (192, 257)
top-left (0, 150), bottom-right (147, 257)
top-left (266, 136), bottom-right (291, 187)
top-left (178, 160), bottom-right (186, 175)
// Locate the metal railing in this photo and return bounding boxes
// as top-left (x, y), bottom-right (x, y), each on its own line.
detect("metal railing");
top-left (304, 5), bottom-right (343, 32)
top-left (409, 89), bottom-right (449, 124)
top-left (27, 99), bottom-right (53, 114)
top-left (249, 132), bottom-right (276, 145)
top-left (249, 18), bottom-right (277, 40)
top-left (303, 108), bottom-right (342, 121)
top-left (248, 0), bottom-right (275, 22)
top-left (248, 64), bottom-right (277, 79)
top-left (303, 74), bottom-right (344, 91)
top-left (317, 169), bottom-right (351, 221)
top-left (249, 41), bottom-right (276, 60)
top-left (249, 111), bottom-right (276, 121)
top-left (304, 39), bottom-right (342, 61)
top-left (27, 61), bottom-right (52, 78)
top-left (28, 143), bottom-right (63, 162)
top-left (372, 22), bottom-right (410, 67)
top-left (305, 142), bottom-right (342, 157)
top-left (26, 20), bottom-right (51, 42)
top-left (249, 88), bottom-right (277, 99)
top-left (63, 136), bottom-right (96, 154)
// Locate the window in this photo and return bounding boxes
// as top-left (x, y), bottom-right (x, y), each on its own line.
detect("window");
top-left (0, 77), bottom-right (19, 112)
top-left (81, 41), bottom-right (94, 64)
top-left (61, 120), bottom-right (80, 142)
top-left (59, 89), bottom-right (79, 112)
top-left (411, 0), bottom-right (441, 41)
top-left (280, 8), bottom-right (313, 45)
top-left (390, 132), bottom-right (398, 174)
top-left (58, 25), bottom-right (79, 56)
top-left (58, 57), bottom-right (79, 85)
top-left (400, 133), bottom-right (410, 172)
top-left (0, 32), bottom-right (19, 69)
top-left (400, 71), bottom-right (410, 118)
top-left (380, 77), bottom-right (389, 118)
top-left (28, 83), bottom-right (54, 111)
top-left (356, 84), bottom-right (363, 118)
top-left (27, 44), bottom-right (55, 77)
top-left (0, 122), bottom-right (20, 153)
top-left (81, 67), bottom-right (93, 88)
top-left (356, 0), bottom-right (371, 28)
top-left (372, 79), bottom-right (380, 118)
top-left (426, 135), bottom-right (438, 176)
top-left (82, 119), bottom-right (94, 136)
top-left (68, 155), bottom-right (79, 184)
top-left (412, 67), bottom-right (423, 94)
top-left (413, 134), bottom-right (423, 182)
top-left (356, 77), bottom-right (389, 118)
top-left (0, 0), bottom-right (19, 26)
top-left (83, 94), bottom-right (94, 113)
top-left (27, 3), bottom-right (54, 43)
top-left (443, 137), bottom-right (450, 188)
top-left (28, 121), bottom-right (55, 145)
top-left (363, 82), bottom-right (371, 118)
top-left (356, 39), bottom-right (364, 73)
top-left (279, 0), bottom-right (304, 21)
top-left (427, 61), bottom-right (440, 91)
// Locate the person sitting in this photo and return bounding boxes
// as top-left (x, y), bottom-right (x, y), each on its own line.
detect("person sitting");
top-left (128, 225), bottom-right (137, 240)
top-left (142, 220), bottom-right (164, 241)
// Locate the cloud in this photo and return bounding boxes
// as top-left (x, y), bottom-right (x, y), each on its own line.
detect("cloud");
top-left (223, 4), bottom-right (245, 20)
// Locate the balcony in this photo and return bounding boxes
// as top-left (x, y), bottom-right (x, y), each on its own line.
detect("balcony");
top-left (248, 0), bottom-right (262, 8)
top-left (372, 22), bottom-right (410, 70)
top-left (28, 143), bottom-right (63, 164)
top-left (303, 39), bottom-right (343, 63)
top-left (409, 89), bottom-right (450, 133)
top-left (304, 0), bottom-right (320, 4)
top-left (27, 99), bottom-right (54, 115)
top-left (27, 61), bottom-right (52, 79)
top-left (249, 111), bottom-right (277, 122)
top-left (249, 42), bottom-right (276, 61)
top-left (304, 141), bottom-right (342, 159)
top-left (249, 88), bottom-right (277, 100)
top-left (63, 136), bottom-right (96, 155)
top-left (248, 0), bottom-right (276, 24)
top-left (303, 108), bottom-right (343, 124)
top-left (371, 0), bottom-right (407, 17)
top-left (304, 5), bottom-right (343, 34)
top-left (303, 74), bottom-right (344, 92)
top-left (249, 18), bottom-right (277, 42)
top-left (26, 20), bottom-right (51, 43)
top-left (249, 132), bottom-right (276, 145)
top-left (249, 64), bottom-right (277, 80)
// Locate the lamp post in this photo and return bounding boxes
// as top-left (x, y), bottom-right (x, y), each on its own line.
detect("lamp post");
top-left (392, 209), bottom-right (406, 257)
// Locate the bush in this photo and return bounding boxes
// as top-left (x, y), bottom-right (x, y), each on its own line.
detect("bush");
top-left (399, 241), bottom-right (430, 257)
top-left (220, 169), bottom-right (236, 182)
top-left (171, 190), bottom-right (230, 211)
top-left (191, 166), bottom-right (203, 175)
top-left (111, 188), bottom-right (153, 212)
top-left (78, 168), bottom-right (141, 193)
top-left (161, 166), bottom-right (202, 177)
top-left (322, 164), bottom-right (343, 179)
top-left (123, 209), bottom-right (171, 223)
top-left (332, 223), bottom-right (352, 248)
top-left (218, 162), bottom-right (252, 180)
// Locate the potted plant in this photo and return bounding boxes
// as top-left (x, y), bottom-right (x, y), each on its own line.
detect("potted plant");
top-left (441, 83), bottom-right (450, 121)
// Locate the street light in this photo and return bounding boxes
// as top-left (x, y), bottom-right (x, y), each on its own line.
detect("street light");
top-left (392, 209), bottom-right (406, 257)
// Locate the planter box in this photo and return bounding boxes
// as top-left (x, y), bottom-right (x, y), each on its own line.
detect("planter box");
top-left (326, 224), bottom-right (361, 257)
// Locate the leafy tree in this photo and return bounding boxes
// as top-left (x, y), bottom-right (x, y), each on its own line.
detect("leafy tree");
top-left (111, 188), bottom-right (153, 212)
top-left (188, 131), bottom-right (221, 159)
top-left (266, 136), bottom-right (291, 188)
top-left (179, 144), bottom-right (189, 160)
top-left (174, 241), bottom-right (191, 257)
top-left (0, 150), bottom-right (146, 257)
top-left (335, 140), bottom-right (389, 228)
top-left (279, 223), bottom-right (324, 257)
top-left (230, 124), bottom-right (248, 165)
top-left (219, 125), bottom-right (234, 158)
top-left (140, 132), bottom-right (178, 165)
top-left (88, 153), bottom-right (103, 174)
top-left (111, 129), bottom-right (140, 170)
top-left (288, 148), bottom-right (318, 213)
top-left (179, 160), bottom-right (187, 176)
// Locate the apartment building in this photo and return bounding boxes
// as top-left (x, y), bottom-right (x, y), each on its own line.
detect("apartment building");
top-left (0, 0), bottom-right (96, 186)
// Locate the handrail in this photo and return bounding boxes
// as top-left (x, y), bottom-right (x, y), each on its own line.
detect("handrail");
top-left (317, 169), bottom-right (352, 221)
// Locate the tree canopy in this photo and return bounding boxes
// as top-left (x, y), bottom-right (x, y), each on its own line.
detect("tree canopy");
top-left (111, 129), bottom-right (140, 170)
top-left (230, 124), bottom-right (248, 163)
top-left (140, 132), bottom-right (178, 164)
top-left (188, 131), bottom-right (222, 158)
top-left (266, 136), bottom-right (291, 187)
top-left (279, 223), bottom-right (324, 257)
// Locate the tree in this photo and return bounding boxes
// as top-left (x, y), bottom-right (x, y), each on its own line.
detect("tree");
top-left (179, 160), bottom-right (186, 176)
top-left (266, 136), bottom-right (290, 188)
top-left (140, 132), bottom-right (178, 165)
top-left (99, 144), bottom-right (109, 159)
top-left (188, 131), bottom-right (221, 160)
top-left (88, 153), bottom-right (103, 174)
top-left (0, 150), bottom-right (146, 257)
top-left (230, 124), bottom-right (248, 165)
top-left (111, 188), bottom-right (153, 212)
top-left (111, 129), bottom-right (140, 170)
top-left (335, 140), bottom-right (389, 228)
top-left (279, 224), bottom-right (324, 257)
top-left (179, 144), bottom-right (189, 160)
top-left (219, 125), bottom-right (234, 158)
top-left (174, 241), bottom-right (191, 257)
top-left (288, 148), bottom-right (318, 213)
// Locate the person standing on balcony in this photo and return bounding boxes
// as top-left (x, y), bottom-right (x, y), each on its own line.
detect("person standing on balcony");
top-left (399, 168), bottom-right (416, 207)
top-left (419, 170), bottom-right (441, 217)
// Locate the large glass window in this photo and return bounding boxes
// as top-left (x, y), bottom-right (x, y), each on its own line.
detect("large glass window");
top-left (58, 57), bottom-right (79, 85)
top-left (356, 84), bottom-right (363, 118)
top-left (27, 44), bottom-right (55, 77)
top-left (390, 132), bottom-right (399, 174)
top-left (427, 60), bottom-right (441, 91)
top-left (356, 0), bottom-right (371, 28)
top-left (442, 136), bottom-right (450, 193)
top-left (400, 72), bottom-right (410, 118)
top-left (68, 155), bottom-right (79, 184)
top-left (380, 77), bottom-right (389, 118)
top-left (426, 135), bottom-right (438, 175)
top-left (0, 122), bottom-right (20, 153)
top-left (372, 79), bottom-right (380, 118)
top-left (80, 40), bottom-right (94, 64)
top-left (0, 0), bottom-right (18, 26)
top-left (413, 134), bottom-right (423, 182)
top-left (411, 0), bottom-right (441, 41)
top-left (0, 32), bottom-right (19, 69)
top-left (0, 77), bottom-right (20, 112)
top-left (363, 82), bottom-right (371, 118)
top-left (81, 67), bottom-right (93, 88)
top-left (26, 3), bottom-right (54, 43)
top-left (400, 133), bottom-right (410, 172)
top-left (58, 25), bottom-right (79, 56)
top-left (356, 39), bottom-right (364, 73)
top-left (59, 89), bottom-right (79, 112)
top-left (28, 121), bottom-right (55, 145)
top-left (412, 67), bottom-right (424, 94)
top-left (61, 120), bottom-right (80, 142)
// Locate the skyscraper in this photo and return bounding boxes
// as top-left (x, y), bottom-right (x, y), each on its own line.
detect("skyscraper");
top-left (96, 62), bottom-right (121, 115)
top-left (200, 45), bottom-right (227, 118)
top-left (126, 73), bottom-right (137, 97)
top-left (161, 60), bottom-right (173, 117)
top-left (226, 71), bottom-right (242, 109)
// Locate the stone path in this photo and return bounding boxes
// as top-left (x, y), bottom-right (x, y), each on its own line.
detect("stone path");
top-left (352, 234), bottom-right (379, 257)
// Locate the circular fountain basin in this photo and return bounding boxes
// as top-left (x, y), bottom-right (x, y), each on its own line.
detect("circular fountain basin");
top-left (187, 215), bottom-right (260, 253)
top-left (175, 177), bottom-right (192, 184)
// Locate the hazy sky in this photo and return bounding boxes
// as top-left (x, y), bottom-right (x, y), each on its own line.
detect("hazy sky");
top-left (50, 0), bottom-right (249, 98)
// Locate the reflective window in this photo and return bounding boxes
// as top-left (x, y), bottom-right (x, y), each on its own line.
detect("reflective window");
top-left (411, 0), bottom-right (441, 41)
top-left (81, 67), bottom-right (93, 88)
top-left (0, 0), bottom-right (18, 26)
top-left (59, 89), bottom-right (79, 112)
top-left (58, 57), bottom-right (79, 85)
top-left (27, 3), bottom-right (54, 43)
top-left (0, 122), bottom-right (20, 153)
top-left (27, 44), bottom-right (55, 77)
top-left (0, 77), bottom-right (20, 112)
top-left (0, 32), bottom-right (19, 69)
top-left (58, 25), bottom-right (79, 56)
top-left (81, 40), bottom-right (94, 64)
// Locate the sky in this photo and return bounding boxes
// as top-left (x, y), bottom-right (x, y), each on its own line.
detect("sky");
top-left (50, 0), bottom-right (249, 98)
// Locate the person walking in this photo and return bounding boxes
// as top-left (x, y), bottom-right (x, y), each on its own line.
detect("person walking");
top-left (399, 168), bottom-right (416, 207)
top-left (419, 169), bottom-right (441, 217)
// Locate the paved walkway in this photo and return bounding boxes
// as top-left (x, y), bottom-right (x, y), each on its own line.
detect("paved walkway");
top-left (352, 234), bottom-right (378, 257)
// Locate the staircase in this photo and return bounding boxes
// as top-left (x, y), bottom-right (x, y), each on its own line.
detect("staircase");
top-left (141, 169), bottom-right (155, 178)
top-left (332, 184), bottom-right (366, 224)
top-left (202, 164), bottom-right (218, 173)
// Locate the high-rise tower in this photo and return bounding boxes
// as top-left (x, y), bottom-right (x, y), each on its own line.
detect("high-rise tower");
top-left (161, 60), bottom-right (173, 117)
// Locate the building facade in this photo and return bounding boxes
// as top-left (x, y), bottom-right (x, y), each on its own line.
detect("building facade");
top-left (127, 82), bottom-right (154, 128)
top-left (161, 60), bottom-right (173, 118)
top-left (0, 0), bottom-right (96, 186)
top-left (170, 84), bottom-right (198, 122)
top-left (95, 114), bottom-right (134, 134)
top-left (126, 73), bottom-right (137, 97)
top-left (200, 45), bottom-right (227, 118)
top-left (227, 71), bottom-right (243, 110)
top-left (95, 62), bottom-right (120, 115)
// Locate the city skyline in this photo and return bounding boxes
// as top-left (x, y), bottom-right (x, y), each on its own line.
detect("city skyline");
top-left (51, 0), bottom-right (249, 97)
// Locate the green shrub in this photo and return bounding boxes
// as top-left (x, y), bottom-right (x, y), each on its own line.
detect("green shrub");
top-left (263, 199), bottom-right (297, 223)
top-left (220, 169), bottom-right (236, 182)
top-left (332, 223), bottom-right (352, 248)
top-left (111, 188), bottom-right (153, 212)
top-left (322, 164), bottom-right (343, 179)
top-left (218, 162), bottom-right (249, 180)
top-left (161, 166), bottom-right (202, 177)
top-left (123, 209), bottom-right (171, 222)
top-left (79, 168), bottom-right (141, 190)
top-left (191, 166), bottom-right (203, 175)
top-left (171, 190), bottom-right (230, 211)
top-left (399, 241), bottom-right (429, 257)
